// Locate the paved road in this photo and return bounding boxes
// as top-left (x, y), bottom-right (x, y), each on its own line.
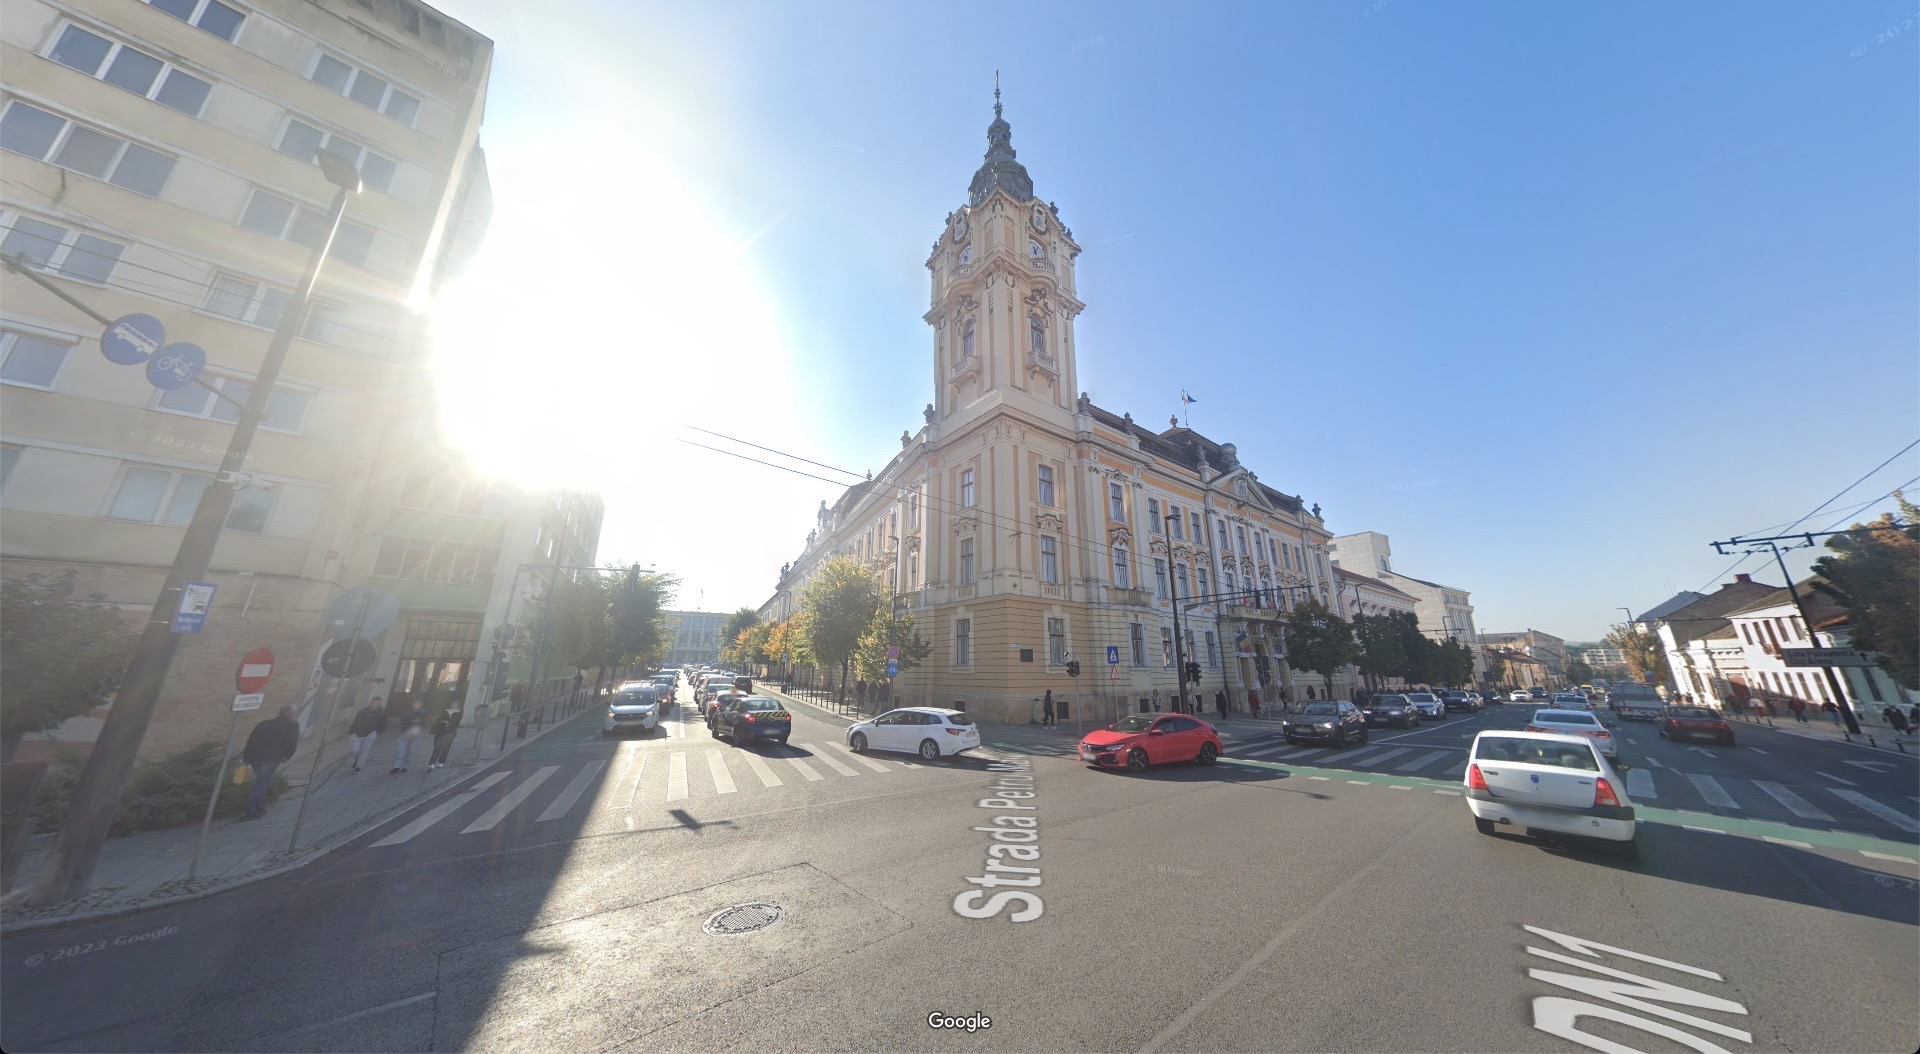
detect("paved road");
top-left (4, 688), bottom-right (1915, 1052)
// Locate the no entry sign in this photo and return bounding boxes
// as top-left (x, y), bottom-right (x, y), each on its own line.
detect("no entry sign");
top-left (236, 647), bottom-right (274, 693)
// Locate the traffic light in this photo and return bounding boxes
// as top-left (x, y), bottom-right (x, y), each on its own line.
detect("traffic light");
top-left (1066, 659), bottom-right (1081, 678)
top-left (1185, 661), bottom-right (1202, 684)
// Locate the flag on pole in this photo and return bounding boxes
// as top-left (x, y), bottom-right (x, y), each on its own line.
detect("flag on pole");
top-left (1180, 390), bottom-right (1198, 404)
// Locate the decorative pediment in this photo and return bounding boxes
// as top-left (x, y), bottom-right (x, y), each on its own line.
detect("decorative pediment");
top-left (1035, 511), bottom-right (1065, 534)
top-left (955, 292), bottom-right (978, 315)
top-left (1024, 287), bottom-right (1052, 315)
top-left (1221, 555), bottom-right (1237, 572)
top-left (1149, 538), bottom-right (1170, 557)
top-left (1108, 525), bottom-right (1133, 548)
top-left (905, 535), bottom-right (921, 552)
top-left (951, 512), bottom-right (979, 535)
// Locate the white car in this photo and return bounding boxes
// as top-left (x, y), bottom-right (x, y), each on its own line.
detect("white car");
top-left (603, 684), bottom-right (662, 736)
top-left (1466, 730), bottom-right (1637, 858)
top-left (1551, 692), bottom-right (1591, 711)
top-left (1527, 708), bottom-right (1617, 759)
top-left (846, 707), bottom-right (981, 761)
top-left (1509, 690), bottom-right (1531, 702)
top-left (1405, 692), bottom-right (1447, 720)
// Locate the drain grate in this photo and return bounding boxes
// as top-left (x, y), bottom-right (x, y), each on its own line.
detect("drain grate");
top-left (703, 902), bottom-right (784, 936)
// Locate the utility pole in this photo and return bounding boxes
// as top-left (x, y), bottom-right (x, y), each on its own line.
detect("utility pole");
top-left (1164, 514), bottom-right (1191, 713)
top-left (30, 153), bottom-right (362, 907)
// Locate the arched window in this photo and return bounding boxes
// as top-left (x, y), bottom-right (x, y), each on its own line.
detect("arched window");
top-left (962, 318), bottom-right (975, 359)
top-left (1030, 315), bottom-right (1045, 354)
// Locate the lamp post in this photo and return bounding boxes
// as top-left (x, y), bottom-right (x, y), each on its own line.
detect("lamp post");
top-left (1164, 514), bottom-right (1193, 713)
top-left (30, 152), bottom-right (362, 906)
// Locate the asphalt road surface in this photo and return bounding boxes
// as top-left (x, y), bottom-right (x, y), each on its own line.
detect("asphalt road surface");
top-left (5, 691), bottom-right (1916, 1053)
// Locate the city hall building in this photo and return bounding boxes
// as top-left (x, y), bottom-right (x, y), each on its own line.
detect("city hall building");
top-left (761, 97), bottom-right (1340, 725)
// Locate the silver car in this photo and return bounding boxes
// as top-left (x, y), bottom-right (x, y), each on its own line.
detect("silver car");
top-left (603, 685), bottom-right (662, 736)
top-left (1405, 692), bottom-right (1447, 720)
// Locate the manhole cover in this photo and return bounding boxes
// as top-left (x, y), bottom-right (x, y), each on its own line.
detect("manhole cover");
top-left (703, 902), bottom-right (784, 936)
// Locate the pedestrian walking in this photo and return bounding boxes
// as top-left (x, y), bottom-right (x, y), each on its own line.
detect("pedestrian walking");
top-left (1042, 690), bottom-right (1056, 728)
top-left (347, 696), bottom-right (387, 772)
top-left (1788, 697), bottom-right (1807, 723)
top-left (1214, 691), bottom-right (1228, 721)
top-left (391, 702), bottom-right (427, 773)
top-left (429, 704), bottom-right (464, 769)
top-left (1247, 691), bottom-right (1261, 721)
top-left (240, 705), bottom-right (300, 819)
top-left (855, 679), bottom-right (868, 713)
top-left (1151, 688), bottom-right (1163, 713)
top-left (1908, 702), bottom-right (1920, 732)
top-left (1822, 700), bottom-right (1839, 725)
top-left (1883, 705), bottom-right (1911, 736)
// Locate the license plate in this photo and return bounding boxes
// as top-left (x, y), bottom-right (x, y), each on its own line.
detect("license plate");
top-left (1080, 748), bottom-right (1096, 761)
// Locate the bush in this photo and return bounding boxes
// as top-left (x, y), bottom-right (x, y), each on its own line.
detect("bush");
top-left (30, 742), bottom-right (290, 836)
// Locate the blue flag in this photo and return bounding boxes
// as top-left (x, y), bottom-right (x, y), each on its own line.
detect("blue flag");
top-left (1180, 389), bottom-right (1198, 404)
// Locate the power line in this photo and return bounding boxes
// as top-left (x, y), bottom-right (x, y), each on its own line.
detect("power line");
top-left (1814, 474), bottom-right (1919, 534)
top-left (682, 424), bottom-right (864, 479)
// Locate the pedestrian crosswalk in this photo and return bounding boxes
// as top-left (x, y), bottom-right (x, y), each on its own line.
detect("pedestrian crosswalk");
top-left (370, 741), bottom-right (939, 848)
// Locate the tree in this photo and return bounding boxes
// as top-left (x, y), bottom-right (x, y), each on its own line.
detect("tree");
top-left (607, 566), bottom-right (677, 677)
top-left (1565, 656), bottom-right (1595, 685)
top-left (1605, 624), bottom-right (1670, 687)
top-left (1812, 495), bottom-right (1919, 689)
top-left (1282, 599), bottom-right (1357, 699)
top-left (1434, 638), bottom-right (1474, 687)
top-left (1384, 611), bottom-right (1436, 684)
top-left (1351, 614), bottom-right (1405, 691)
top-left (725, 622), bottom-right (774, 669)
top-left (765, 619), bottom-right (797, 671)
top-left (1, 573), bottom-right (140, 763)
top-left (853, 610), bottom-right (932, 688)
top-left (796, 557), bottom-right (883, 704)
top-left (717, 608), bottom-right (761, 658)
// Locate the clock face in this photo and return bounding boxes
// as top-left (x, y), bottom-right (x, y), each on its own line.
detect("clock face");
top-left (1030, 204), bottom-right (1048, 232)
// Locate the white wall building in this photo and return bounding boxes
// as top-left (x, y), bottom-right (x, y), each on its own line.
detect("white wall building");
top-left (1327, 531), bottom-right (1486, 682)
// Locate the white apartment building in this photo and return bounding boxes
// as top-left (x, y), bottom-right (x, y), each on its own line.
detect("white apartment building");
top-left (1327, 530), bottom-right (1487, 682)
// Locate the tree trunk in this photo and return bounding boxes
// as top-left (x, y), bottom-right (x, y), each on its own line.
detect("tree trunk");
top-left (1, 733), bottom-right (20, 765)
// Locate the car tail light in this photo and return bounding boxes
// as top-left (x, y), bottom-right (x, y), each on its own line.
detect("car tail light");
top-left (1594, 778), bottom-right (1621, 807)
top-left (945, 727), bottom-right (964, 735)
top-left (1593, 730), bottom-right (1611, 738)
top-left (1466, 764), bottom-right (1489, 791)
top-left (743, 714), bottom-right (755, 723)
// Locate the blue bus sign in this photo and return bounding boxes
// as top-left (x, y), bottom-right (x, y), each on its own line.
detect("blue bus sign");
top-left (170, 581), bottom-right (217, 634)
top-left (102, 313), bottom-right (164, 365)
top-left (146, 342), bottom-right (205, 390)
top-left (1106, 645), bottom-right (1120, 665)
top-left (887, 660), bottom-right (898, 678)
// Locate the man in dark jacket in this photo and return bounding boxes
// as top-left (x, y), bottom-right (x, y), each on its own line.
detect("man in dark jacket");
top-left (242, 705), bottom-right (300, 819)
top-left (347, 696), bottom-right (387, 772)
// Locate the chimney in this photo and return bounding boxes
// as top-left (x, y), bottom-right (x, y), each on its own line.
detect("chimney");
top-left (1734, 574), bottom-right (1752, 585)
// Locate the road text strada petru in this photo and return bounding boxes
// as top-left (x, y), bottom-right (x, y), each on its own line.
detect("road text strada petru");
top-left (952, 756), bottom-right (1045, 922)
top-left (1521, 924), bottom-right (1753, 1054)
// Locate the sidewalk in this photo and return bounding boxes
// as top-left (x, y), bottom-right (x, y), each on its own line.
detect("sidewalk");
top-left (1, 690), bottom-right (598, 934)
top-left (1731, 709), bottom-right (1920, 756)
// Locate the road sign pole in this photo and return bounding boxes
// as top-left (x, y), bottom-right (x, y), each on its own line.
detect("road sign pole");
top-left (187, 712), bottom-right (242, 881)
top-left (287, 589), bottom-right (370, 853)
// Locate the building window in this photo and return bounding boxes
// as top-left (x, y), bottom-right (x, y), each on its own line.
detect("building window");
top-left (201, 272), bottom-right (340, 340)
top-left (1109, 482), bottom-right (1125, 520)
top-left (48, 25), bottom-right (213, 117)
top-left (238, 189), bottom-right (375, 266)
top-left (1029, 315), bottom-right (1045, 354)
top-left (155, 371), bottom-right (311, 433)
top-left (146, 0), bottom-right (245, 42)
top-left (310, 53), bottom-right (421, 126)
top-left (374, 537), bottom-right (499, 586)
top-left (1048, 617), bottom-right (1066, 664)
top-left (1112, 544), bottom-right (1131, 589)
top-left (960, 467), bottom-right (975, 508)
top-left (908, 549), bottom-right (918, 586)
top-left (1282, 543), bottom-right (1292, 570)
top-left (1152, 558), bottom-right (1168, 599)
top-left (1161, 626), bottom-right (1174, 668)
top-left (1205, 631), bottom-right (1219, 666)
top-left (1269, 537), bottom-right (1280, 565)
top-left (0, 443), bottom-right (21, 493)
top-left (1191, 512), bottom-right (1202, 540)
top-left (0, 102), bottom-right (175, 197)
top-left (276, 120), bottom-right (398, 193)
top-left (1175, 564), bottom-right (1189, 600)
top-left (1129, 622), bottom-right (1146, 667)
top-left (955, 618), bottom-right (972, 666)
top-left (1, 214), bottom-right (125, 284)
top-left (1197, 566), bottom-right (1210, 598)
top-left (959, 536), bottom-right (975, 586)
top-left (1037, 464), bottom-right (1054, 506)
top-left (908, 494), bottom-right (920, 527)
top-left (1235, 525), bottom-right (1249, 554)
top-left (1167, 505), bottom-right (1183, 540)
top-left (0, 329), bottom-right (73, 389)
top-left (1040, 535), bottom-right (1058, 584)
top-left (399, 472), bottom-right (489, 516)
top-left (106, 465), bottom-right (272, 531)
top-left (1217, 522), bottom-right (1231, 552)
top-left (1147, 498), bottom-right (1161, 533)
top-left (961, 318), bottom-right (975, 358)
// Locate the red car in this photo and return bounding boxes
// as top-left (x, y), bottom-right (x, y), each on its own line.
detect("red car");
top-left (1079, 714), bottom-right (1222, 771)
top-left (1658, 706), bottom-right (1736, 746)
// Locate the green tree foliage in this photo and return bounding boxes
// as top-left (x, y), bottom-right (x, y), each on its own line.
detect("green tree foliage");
top-left (1384, 611), bottom-right (1436, 684)
top-left (1565, 657), bottom-right (1595, 685)
top-left (718, 608), bottom-right (760, 656)
top-left (1605, 624), bottom-right (1671, 687)
top-left (854, 610), bottom-right (932, 684)
top-left (1813, 495), bottom-right (1920, 688)
top-left (608, 567), bottom-right (677, 672)
top-left (1283, 599), bottom-right (1357, 698)
top-left (1351, 614), bottom-right (1405, 689)
top-left (0, 572), bottom-right (139, 763)
top-left (796, 557), bottom-right (882, 703)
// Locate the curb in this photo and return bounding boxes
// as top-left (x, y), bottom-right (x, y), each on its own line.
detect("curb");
top-left (1739, 719), bottom-right (1918, 758)
top-left (0, 705), bottom-right (597, 936)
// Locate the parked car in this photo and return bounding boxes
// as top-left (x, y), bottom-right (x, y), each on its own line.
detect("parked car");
top-left (1526, 708), bottom-right (1617, 760)
top-left (649, 673), bottom-right (677, 709)
top-left (1527, 688), bottom-right (1551, 702)
top-left (1078, 713), bottom-right (1222, 771)
top-left (1405, 693), bottom-right (1447, 721)
top-left (732, 675), bottom-right (753, 694)
top-left (1658, 707), bottom-right (1736, 746)
top-left (709, 695), bottom-right (792, 745)
top-left (1550, 692), bottom-right (1591, 711)
top-left (603, 685), bottom-right (662, 736)
top-left (1362, 695), bottom-right (1420, 728)
top-left (1465, 730), bottom-right (1637, 858)
top-left (1282, 700), bottom-right (1370, 747)
top-left (846, 707), bottom-right (981, 760)
top-left (705, 689), bottom-right (747, 723)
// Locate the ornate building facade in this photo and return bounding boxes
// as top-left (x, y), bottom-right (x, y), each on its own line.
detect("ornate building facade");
top-left (761, 96), bottom-right (1339, 725)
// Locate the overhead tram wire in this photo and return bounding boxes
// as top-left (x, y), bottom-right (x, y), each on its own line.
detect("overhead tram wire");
top-left (682, 424), bottom-right (866, 479)
top-left (1813, 474), bottom-right (1920, 534)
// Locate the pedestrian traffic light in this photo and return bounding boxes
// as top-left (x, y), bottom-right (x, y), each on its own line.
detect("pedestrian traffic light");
top-left (1066, 659), bottom-right (1081, 678)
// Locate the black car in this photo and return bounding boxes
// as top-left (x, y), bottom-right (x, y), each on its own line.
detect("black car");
top-left (1282, 701), bottom-right (1370, 747)
top-left (710, 695), bottom-right (792, 745)
top-left (1441, 690), bottom-right (1479, 713)
top-left (1361, 695), bottom-right (1419, 728)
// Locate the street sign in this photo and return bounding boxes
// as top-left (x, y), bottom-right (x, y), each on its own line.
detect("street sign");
top-left (887, 646), bottom-right (900, 660)
top-left (1106, 645), bottom-right (1120, 665)
top-left (145, 342), bottom-right (205, 390)
top-left (887, 660), bottom-right (898, 678)
top-left (320, 637), bottom-right (376, 678)
top-left (169, 581), bottom-right (217, 634)
top-left (323, 587), bottom-right (401, 640)
top-left (1780, 647), bottom-right (1874, 668)
top-left (101, 313), bottom-right (164, 366)
top-left (235, 647), bottom-right (274, 693)
top-left (231, 693), bottom-right (265, 712)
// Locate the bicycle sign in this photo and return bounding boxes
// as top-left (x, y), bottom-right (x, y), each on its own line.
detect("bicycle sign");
top-left (145, 343), bottom-right (205, 391)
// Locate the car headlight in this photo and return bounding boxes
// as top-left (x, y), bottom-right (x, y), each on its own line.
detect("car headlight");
top-left (1316, 722), bottom-right (1335, 730)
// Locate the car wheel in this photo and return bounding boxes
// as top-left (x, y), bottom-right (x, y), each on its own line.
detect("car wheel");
top-left (707, 722), bottom-right (719, 738)
top-left (1357, 727), bottom-right (1369, 744)
top-left (918, 739), bottom-right (940, 761)
top-left (1197, 743), bottom-right (1218, 766)
top-left (1127, 748), bottom-right (1150, 772)
top-left (1474, 817), bottom-right (1496, 836)
top-left (776, 736), bottom-right (789, 745)
top-left (850, 732), bottom-right (868, 752)
top-left (1334, 729), bottom-right (1348, 748)
top-left (1284, 736), bottom-right (1298, 745)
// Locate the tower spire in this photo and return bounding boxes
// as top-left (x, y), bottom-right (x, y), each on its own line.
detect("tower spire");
top-left (968, 72), bottom-right (1032, 206)
top-left (994, 70), bottom-right (1002, 119)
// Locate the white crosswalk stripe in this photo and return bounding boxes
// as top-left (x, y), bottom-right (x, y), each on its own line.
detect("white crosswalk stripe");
top-left (831, 743), bottom-right (894, 772)
top-left (462, 766), bottom-right (557, 833)
top-left (373, 772), bottom-right (508, 846)
top-left (805, 744), bottom-right (861, 777)
top-left (1396, 749), bottom-right (1454, 773)
top-left (1751, 781), bottom-right (1831, 821)
top-left (666, 752), bottom-right (689, 800)
top-left (1685, 774), bottom-right (1738, 809)
top-left (1334, 746), bottom-right (1389, 765)
top-left (1829, 789), bottom-right (1920, 833)
top-left (1282, 748), bottom-right (1329, 761)
top-left (1349, 747), bottom-right (1411, 768)
top-left (706, 751), bottom-right (737, 794)
top-left (538, 761), bottom-right (605, 822)
top-left (1241, 742), bottom-right (1294, 758)
top-left (1625, 768), bottom-right (1657, 801)
top-left (739, 749), bottom-right (784, 788)
top-left (776, 745), bottom-right (825, 781)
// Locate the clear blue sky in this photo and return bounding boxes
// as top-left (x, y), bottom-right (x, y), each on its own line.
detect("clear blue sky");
top-left (431, 0), bottom-right (1918, 639)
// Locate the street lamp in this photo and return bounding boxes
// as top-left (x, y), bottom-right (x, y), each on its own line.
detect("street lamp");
top-left (31, 152), bottom-right (362, 907)
top-left (1164, 514), bottom-right (1195, 713)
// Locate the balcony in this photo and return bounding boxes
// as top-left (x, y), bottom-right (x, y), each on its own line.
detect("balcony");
top-left (1105, 587), bottom-right (1152, 607)
top-left (950, 354), bottom-right (980, 383)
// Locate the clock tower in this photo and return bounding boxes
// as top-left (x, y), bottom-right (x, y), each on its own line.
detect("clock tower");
top-left (925, 88), bottom-right (1083, 429)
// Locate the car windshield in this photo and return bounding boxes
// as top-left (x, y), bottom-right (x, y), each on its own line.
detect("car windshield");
top-left (1407, 694), bottom-right (1436, 701)
top-left (1474, 736), bottom-right (1600, 771)
top-left (744, 698), bottom-right (781, 712)
top-left (614, 691), bottom-right (655, 705)
top-left (1111, 716), bottom-right (1156, 732)
top-left (1301, 703), bottom-right (1338, 715)
top-left (1668, 708), bottom-right (1716, 719)
top-left (943, 713), bottom-right (975, 726)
